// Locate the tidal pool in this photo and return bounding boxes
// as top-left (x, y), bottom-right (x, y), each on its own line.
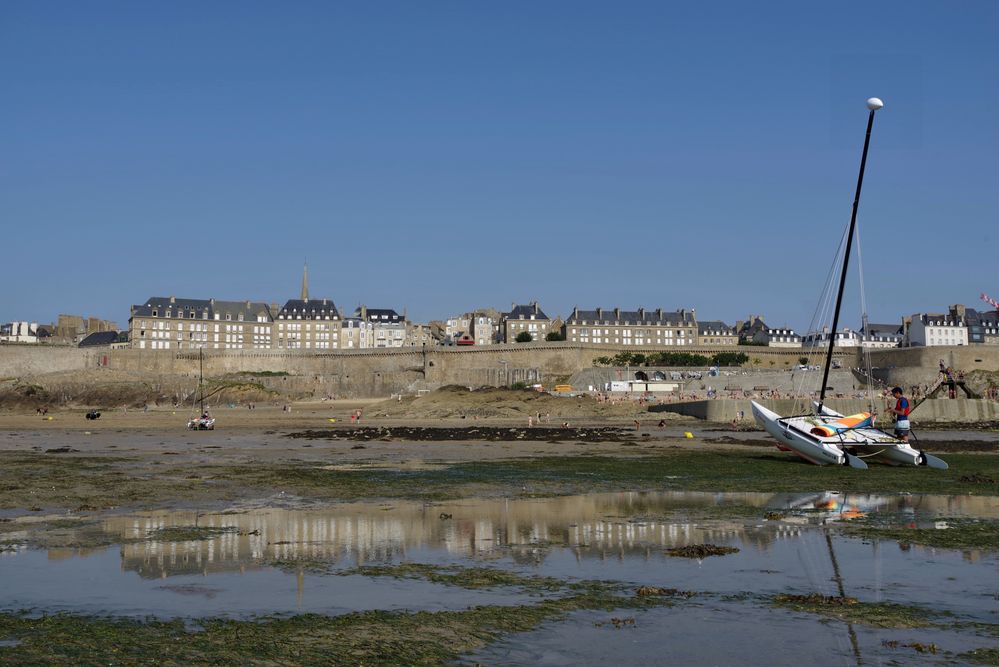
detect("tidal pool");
top-left (1, 490), bottom-right (996, 625)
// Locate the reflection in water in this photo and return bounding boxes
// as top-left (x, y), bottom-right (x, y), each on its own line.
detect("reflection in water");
top-left (80, 491), bottom-right (996, 579)
top-left (2, 491), bottom-right (997, 622)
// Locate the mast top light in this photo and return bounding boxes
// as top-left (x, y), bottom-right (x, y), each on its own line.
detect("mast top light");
top-left (866, 97), bottom-right (884, 111)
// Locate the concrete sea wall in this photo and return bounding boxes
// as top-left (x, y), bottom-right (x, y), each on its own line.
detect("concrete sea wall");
top-left (657, 398), bottom-right (999, 423)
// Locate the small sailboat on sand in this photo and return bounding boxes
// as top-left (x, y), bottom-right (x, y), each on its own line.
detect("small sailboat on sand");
top-left (751, 98), bottom-right (946, 470)
top-left (187, 349), bottom-right (215, 431)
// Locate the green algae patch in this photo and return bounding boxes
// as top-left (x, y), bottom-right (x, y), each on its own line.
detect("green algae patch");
top-left (3, 448), bottom-right (998, 513)
top-left (0, 582), bottom-right (682, 666)
top-left (666, 544), bottom-right (739, 558)
top-left (772, 593), bottom-right (940, 628)
top-left (145, 526), bottom-right (239, 542)
top-left (841, 516), bottom-right (999, 551)
top-left (959, 646), bottom-right (999, 665)
top-left (340, 563), bottom-right (565, 591)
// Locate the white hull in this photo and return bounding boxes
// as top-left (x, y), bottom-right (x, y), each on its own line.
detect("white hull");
top-left (751, 401), bottom-right (947, 469)
top-left (751, 401), bottom-right (858, 467)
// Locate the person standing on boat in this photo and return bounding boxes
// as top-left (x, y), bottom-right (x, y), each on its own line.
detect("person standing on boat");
top-left (887, 387), bottom-right (911, 443)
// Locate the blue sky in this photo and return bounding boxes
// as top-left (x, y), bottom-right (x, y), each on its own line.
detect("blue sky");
top-left (2, 1), bottom-right (997, 330)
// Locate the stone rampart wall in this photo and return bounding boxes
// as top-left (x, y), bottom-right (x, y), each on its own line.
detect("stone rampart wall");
top-left (4, 343), bottom-right (996, 399)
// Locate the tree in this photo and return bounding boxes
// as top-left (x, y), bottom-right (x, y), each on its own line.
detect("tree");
top-left (515, 332), bottom-right (533, 343)
top-left (798, 356), bottom-right (808, 366)
top-left (710, 352), bottom-right (749, 366)
top-left (545, 331), bottom-right (565, 341)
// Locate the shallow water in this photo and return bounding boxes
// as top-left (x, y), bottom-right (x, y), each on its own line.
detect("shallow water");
top-left (1, 491), bottom-right (996, 624)
top-left (468, 602), bottom-right (998, 666)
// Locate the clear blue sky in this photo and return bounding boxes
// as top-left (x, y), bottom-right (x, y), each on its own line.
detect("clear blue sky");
top-left (2, 1), bottom-right (997, 331)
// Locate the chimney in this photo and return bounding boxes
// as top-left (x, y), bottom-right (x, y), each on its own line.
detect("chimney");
top-left (614, 307), bottom-right (620, 320)
top-left (210, 298), bottom-right (215, 306)
top-left (533, 302), bottom-right (539, 315)
top-left (690, 308), bottom-right (696, 321)
top-left (169, 296), bottom-right (176, 304)
top-left (596, 307), bottom-right (602, 320)
top-left (656, 307), bottom-right (662, 320)
top-left (638, 307), bottom-right (645, 319)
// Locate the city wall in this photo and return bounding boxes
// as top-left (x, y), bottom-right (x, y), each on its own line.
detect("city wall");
top-left (3, 343), bottom-right (997, 400)
top-left (656, 398), bottom-right (999, 423)
top-left (867, 346), bottom-right (999, 388)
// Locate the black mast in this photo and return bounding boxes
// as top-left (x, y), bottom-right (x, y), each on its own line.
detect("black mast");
top-left (817, 100), bottom-right (882, 413)
top-left (199, 348), bottom-right (205, 414)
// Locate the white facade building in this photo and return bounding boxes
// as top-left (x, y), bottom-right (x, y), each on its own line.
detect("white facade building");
top-left (802, 327), bottom-right (861, 349)
top-left (752, 327), bottom-right (802, 348)
top-left (0, 321), bottom-right (39, 343)
top-left (906, 314), bottom-right (968, 347)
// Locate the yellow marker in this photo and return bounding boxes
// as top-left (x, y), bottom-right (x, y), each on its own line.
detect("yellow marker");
top-left (328, 418), bottom-right (336, 423)
top-left (684, 431), bottom-right (693, 439)
top-left (47, 416), bottom-right (53, 421)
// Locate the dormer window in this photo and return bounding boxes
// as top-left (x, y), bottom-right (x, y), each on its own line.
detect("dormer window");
top-left (226, 314), bottom-right (232, 321)
top-left (152, 310), bottom-right (158, 317)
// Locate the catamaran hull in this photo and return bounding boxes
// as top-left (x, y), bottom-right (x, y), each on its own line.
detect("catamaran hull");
top-left (754, 401), bottom-right (947, 469)
top-left (814, 403), bottom-right (948, 469)
top-left (751, 401), bottom-right (853, 467)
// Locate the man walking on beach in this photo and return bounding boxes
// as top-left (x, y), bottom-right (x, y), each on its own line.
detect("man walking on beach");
top-left (886, 387), bottom-right (912, 444)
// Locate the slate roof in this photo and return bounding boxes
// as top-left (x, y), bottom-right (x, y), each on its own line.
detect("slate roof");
top-left (861, 322), bottom-right (903, 338)
top-left (78, 331), bottom-right (120, 347)
top-left (566, 308), bottom-right (695, 326)
top-left (131, 297), bottom-right (274, 322)
top-left (355, 308), bottom-right (404, 323)
top-left (506, 303), bottom-right (549, 320)
top-left (697, 320), bottom-right (734, 335)
top-left (962, 308), bottom-right (999, 327)
top-left (277, 299), bottom-right (340, 320)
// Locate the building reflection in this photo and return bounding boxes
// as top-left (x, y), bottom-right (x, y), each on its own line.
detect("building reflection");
top-left (90, 490), bottom-right (996, 579)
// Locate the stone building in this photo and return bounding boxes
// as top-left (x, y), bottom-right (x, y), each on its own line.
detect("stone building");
top-left (950, 305), bottom-right (999, 345)
top-left (444, 308), bottom-right (501, 345)
top-left (565, 307), bottom-right (698, 346)
top-left (128, 296), bottom-right (274, 350)
top-left (273, 299), bottom-right (341, 350)
top-left (355, 306), bottom-right (406, 348)
top-left (405, 323), bottom-right (437, 347)
top-left (696, 320), bottom-right (737, 346)
top-left (502, 302), bottom-right (551, 343)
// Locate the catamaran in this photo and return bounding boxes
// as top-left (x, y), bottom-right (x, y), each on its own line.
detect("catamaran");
top-left (751, 98), bottom-right (946, 470)
top-left (187, 349), bottom-right (216, 430)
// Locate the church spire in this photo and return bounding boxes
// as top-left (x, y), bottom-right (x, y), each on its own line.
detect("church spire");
top-left (301, 261), bottom-right (309, 301)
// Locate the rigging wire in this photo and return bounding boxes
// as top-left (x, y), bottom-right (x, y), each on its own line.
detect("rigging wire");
top-left (793, 220), bottom-right (851, 413)
top-left (854, 219), bottom-right (879, 415)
